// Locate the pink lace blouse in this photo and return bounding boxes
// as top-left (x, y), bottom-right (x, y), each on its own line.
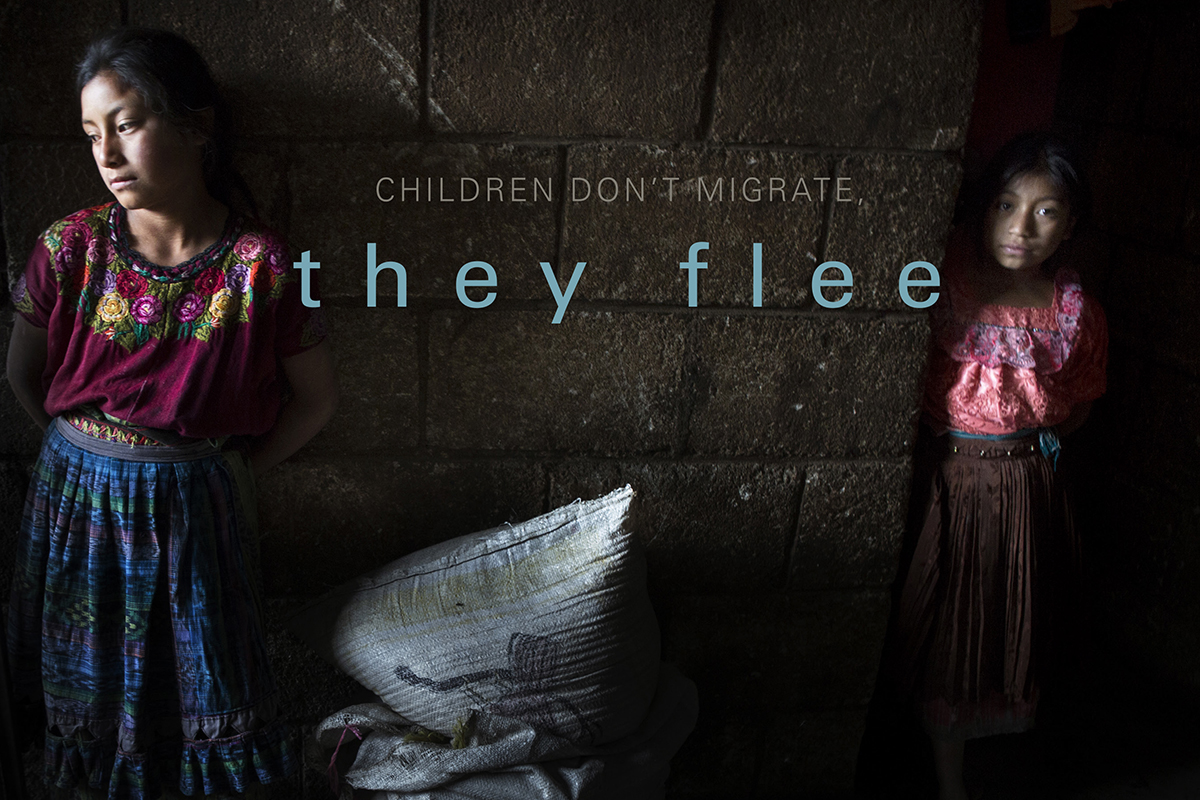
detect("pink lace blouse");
top-left (922, 251), bottom-right (1108, 436)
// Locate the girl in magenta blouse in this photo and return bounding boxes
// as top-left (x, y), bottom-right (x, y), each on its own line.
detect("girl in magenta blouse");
top-left (887, 133), bottom-right (1107, 800)
top-left (6, 28), bottom-right (337, 799)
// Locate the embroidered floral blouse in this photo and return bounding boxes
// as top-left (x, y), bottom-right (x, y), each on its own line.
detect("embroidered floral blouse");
top-left (13, 203), bottom-right (327, 439)
top-left (922, 241), bottom-right (1107, 436)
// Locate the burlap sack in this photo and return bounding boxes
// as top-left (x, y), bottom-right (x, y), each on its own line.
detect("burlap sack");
top-left (288, 486), bottom-right (661, 746)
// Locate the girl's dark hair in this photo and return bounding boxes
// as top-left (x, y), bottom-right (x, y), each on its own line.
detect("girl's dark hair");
top-left (969, 131), bottom-right (1090, 223)
top-left (76, 27), bottom-right (256, 215)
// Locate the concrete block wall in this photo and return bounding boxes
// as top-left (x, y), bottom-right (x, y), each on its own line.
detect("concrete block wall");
top-left (0, 1), bottom-right (982, 797)
top-left (1054, 0), bottom-right (1200, 700)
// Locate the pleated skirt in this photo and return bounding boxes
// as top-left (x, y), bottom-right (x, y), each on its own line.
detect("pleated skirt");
top-left (892, 427), bottom-right (1079, 739)
top-left (6, 420), bottom-right (296, 798)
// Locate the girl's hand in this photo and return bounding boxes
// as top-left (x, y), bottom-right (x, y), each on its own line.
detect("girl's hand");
top-left (248, 341), bottom-right (339, 477)
top-left (6, 316), bottom-right (52, 430)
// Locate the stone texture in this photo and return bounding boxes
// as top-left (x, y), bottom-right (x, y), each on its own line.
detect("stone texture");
top-left (22, 745), bottom-right (49, 800)
top-left (686, 316), bottom-right (928, 458)
top-left (564, 145), bottom-right (828, 306)
top-left (549, 461), bottom-right (802, 594)
top-left (754, 708), bottom-right (868, 799)
top-left (427, 311), bottom-right (685, 455)
top-left (0, 459), bottom-right (29, 592)
top-left (0, 5), bottom-right (1008, 795)
top-left (713, 0), bottom-right (981, 149)
top-left (767, 590), bottom-right (890, 711)
top-left (789, 461), bottom-right (910, 591)
top-left (0, 1), bottom-right (120, 138)
top-left (297, 724), bottom-right (333, 800)
top-left (2, 144), bottom-right (109, 280)
top-left (257, 459), bottom-right (545, 595)
top-left (0, 321), bottom-right (45, 457)
top-left (234, 144), bottom-right (294, 235)
top-left (257, 728), bottom-right (306, 800)
top-left (288, 142), bottom-right (558, 302)
top-left (131, 0), bottom-right (422, 137)
top-left (824, 154), bottom-right (961, 311)
top-left (305, 308), bottom-right (420, 454)
top-left (0, 386), bottom-right (42, 458)
top-left (432, 0), bottom-right (712, 138)
top-left (655, 594), bottom-right (782, 712)
top-left (666, 718), bottom-right (763, 800)
top-left (265, 599), bottom-right (367, 724)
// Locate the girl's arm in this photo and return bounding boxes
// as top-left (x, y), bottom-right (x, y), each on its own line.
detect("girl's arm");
top-left (249, 340), bottom-right (338, 477)
top-left (6, 316), bottom-right (52, 431)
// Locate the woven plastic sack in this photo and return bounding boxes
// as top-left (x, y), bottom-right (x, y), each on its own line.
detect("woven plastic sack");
top-left (309, 663), bottom-right (699, 800)
top-left (289, 486), bottom-right (660, 746)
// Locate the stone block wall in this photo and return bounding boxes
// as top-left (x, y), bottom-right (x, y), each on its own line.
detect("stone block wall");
top-left (0, 1), bottom-right (982, 797)
top-left (1054, 0), bottom-right (1200, 701)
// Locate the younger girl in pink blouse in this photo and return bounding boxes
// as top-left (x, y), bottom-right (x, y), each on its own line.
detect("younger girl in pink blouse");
top-left (892, 133), bottom-right (1107, 800)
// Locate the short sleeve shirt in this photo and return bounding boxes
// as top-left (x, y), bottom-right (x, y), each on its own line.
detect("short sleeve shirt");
top-left (12, 202), bottom-right (327, 439)
top-left (922, 245), bottom-right (1107, 436)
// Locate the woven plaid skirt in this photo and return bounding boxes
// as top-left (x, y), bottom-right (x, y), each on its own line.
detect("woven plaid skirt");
top-left (7, 419), bottom-right (296, 798)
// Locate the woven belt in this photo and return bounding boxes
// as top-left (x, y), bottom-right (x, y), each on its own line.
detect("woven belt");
top-left (61, 405), bottom-right (229, 449)
top-left (61, 408), bottom-right (167, 447)
top-left (54, 417), bottom-right (226, 463)
top-left (946, 427), bottom-right (1062, 469)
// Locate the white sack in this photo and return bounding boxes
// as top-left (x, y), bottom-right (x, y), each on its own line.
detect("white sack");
top-left (288, 486), bottom-right (662, 746)
top-left (311, 662), bottom-right (700, 800)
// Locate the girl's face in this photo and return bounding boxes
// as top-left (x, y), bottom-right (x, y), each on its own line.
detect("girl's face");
top-left (983, 171), bottom-right (1074, 272)
top-left (81, 71), bottom-right (206, 213)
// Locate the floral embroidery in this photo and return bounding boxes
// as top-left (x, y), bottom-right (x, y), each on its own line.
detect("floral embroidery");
top-left (130, 295), bottom-right (163, 325)
top-left (234, 232), bottom-right (263, 261)
top-left (23, 203), bottom-right (296, 352)
top-left (90, 268), bottom-right (117, 296)
top-left (228, 264), bottom-right (252, 294)
top-left (87, 236), bottom-right (115, 266)
top-left (173, 292), bottom-right (206, 323)
top-left (116, 270), bottom-right (148, 298)
top-left (209, 289), bottom-right (237, 327)
top-left (935, 268), bottom-right (1085, 375)
top-left (195, 266), bottom-right (225, 295)
top-left (96, 294), bottom-right (128, 323)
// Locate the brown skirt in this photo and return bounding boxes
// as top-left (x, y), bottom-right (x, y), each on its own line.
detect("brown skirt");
top-left (892, 427), bottom-right (1080, 739)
